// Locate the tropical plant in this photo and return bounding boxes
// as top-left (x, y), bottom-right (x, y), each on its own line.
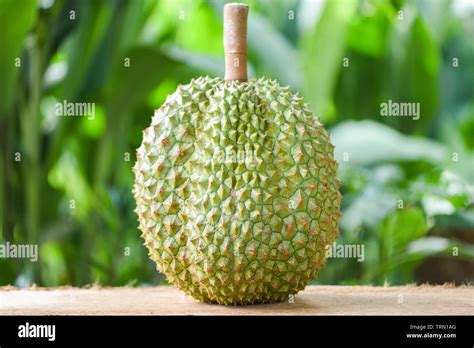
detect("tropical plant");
top-left (0, 0), bottom-right (473, 287)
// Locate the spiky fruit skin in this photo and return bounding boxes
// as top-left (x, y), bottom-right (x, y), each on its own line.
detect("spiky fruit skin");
top-left (133, 76), bottom-right (342, 305)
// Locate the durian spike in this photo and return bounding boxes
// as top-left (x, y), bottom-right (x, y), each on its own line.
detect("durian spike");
top-left (223, 3), bottom-right (248, 82)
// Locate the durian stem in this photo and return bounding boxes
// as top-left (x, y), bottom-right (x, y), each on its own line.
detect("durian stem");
top-left (224, 3), bottom-right (248, 82)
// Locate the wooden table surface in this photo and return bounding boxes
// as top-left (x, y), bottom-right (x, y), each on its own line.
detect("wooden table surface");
top-left (1, 285), bottom-right (473, 315)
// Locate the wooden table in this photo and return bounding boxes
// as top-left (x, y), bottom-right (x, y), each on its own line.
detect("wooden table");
top-left (1, 285), bottom-right (473, 315)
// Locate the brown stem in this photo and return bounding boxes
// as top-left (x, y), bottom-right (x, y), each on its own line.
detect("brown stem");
top-left (223, 3), bottom-right (248, 82)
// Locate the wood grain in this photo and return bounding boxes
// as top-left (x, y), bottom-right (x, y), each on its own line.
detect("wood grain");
top-left (0, 285), bottom-right (473, 315)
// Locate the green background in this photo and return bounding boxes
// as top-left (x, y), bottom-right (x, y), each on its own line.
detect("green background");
top-left (0, 0), bottom-right (473, 287)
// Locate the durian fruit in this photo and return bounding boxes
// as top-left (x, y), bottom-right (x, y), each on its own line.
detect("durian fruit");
top-left (133, 3), bottom-right (342, 305)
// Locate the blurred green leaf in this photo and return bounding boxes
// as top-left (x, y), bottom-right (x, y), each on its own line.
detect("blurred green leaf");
top-left (248, 13), bottom-right (300, 87)
top-left (379, 207), bottom-right (430, 258)
top-left (416, 0), bottom-right (452, 46)
top-left (165, 45), bottom-right (224, 77)
top-left (0, 0), bottom-right (36, 117)
top-left (105, 46), bottom-right (182, 117)
top-left (458, 106), bottom-right (474, 151)
top-left (0, 259), bottom-right (16, 284)
top-left (300, 0), bottom-right (358, 122)
top-left (341, 185), bottom-right (397, 235)
top-left (347, 0), bottom-right (393, 57)
top-left (94, 46), bottom-right (183, 184)
top-left (433, 209), bottom-right (474, 230)
top-left (61, 0), bottom-right (113, 100)
top-left (147, 79), bottom-right (179, 109)
top-left (383, 11), bottom-right (440, 132)
top-left (408, 236), bottom-right (474, 259)
top-left (173, 0), bottom-right (223, 56)
top-left (369, 236), bottom-right (474, 283)
top-left (332, 120), bottom-right (448, 165)
top-left (40, 242), bottom-right (67, 286)
top-left (48, 149), bottom-right (94, 219)
top-left (80, 104), bottom-right (106, 138)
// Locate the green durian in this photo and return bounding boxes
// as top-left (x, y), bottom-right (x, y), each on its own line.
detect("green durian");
top-left (133, 4), bottom-right (342, 305)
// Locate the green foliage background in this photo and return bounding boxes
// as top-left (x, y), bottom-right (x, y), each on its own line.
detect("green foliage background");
top-left (0, 0), bottom-right (473, 287)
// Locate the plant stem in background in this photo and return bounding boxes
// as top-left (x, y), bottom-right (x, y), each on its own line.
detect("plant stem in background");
top-left (0, 127), bottom-right (5, 240)
top-left (19, 34), bottom-right (42, 282)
